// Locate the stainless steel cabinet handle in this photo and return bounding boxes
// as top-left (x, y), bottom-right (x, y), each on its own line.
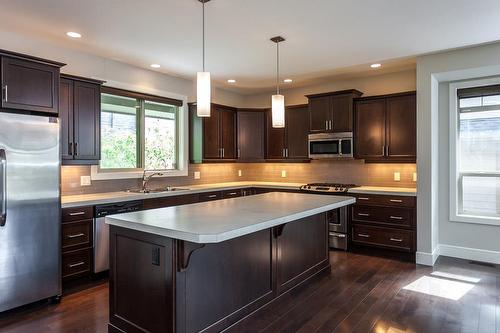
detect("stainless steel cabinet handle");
top-left (222, 148), bottom-right (225, 158)
top-left (68, 142), bottom-right (73, 156)
top-left (358, 197), bottom-right (370, 201)
top-left (382, 146), bottom-right (385, 156)
top-left (329, 120), bottom-right (333, 130)
top-left (237, 148), bottom-right (241, 158)
top-left (325, 120), bottom-right (328, 130)
top-left (390, 216), bottom-right (403, 220)
top-left (390, 238), bottom-right (403, 242)
top-left (228, 192), bottom-right (238, 195)
top-left (0, 149), bottom-right (6, 227)
top-left (357, 233), bottom-right (370, 238)
top-left (74, 142), bottom-right (78, 156)
top-left (68, 211), bottom-right (86, 216)
top-left (389, 199), bottom-right (403, 203)
top-left (285, 148), bottom-right (289, 158)
top-left (2, 85), bottom-right (7, 102)
top-left (208, 194), bottom-right (217, 198)
top-left (357, 213), bottom-right (370, 217)
top-left (386, 145), bottom-right (390, 156)
top-left (67, 233), bottom-right (85, 239)
top-left (68, 261), bottom-right (85, 268)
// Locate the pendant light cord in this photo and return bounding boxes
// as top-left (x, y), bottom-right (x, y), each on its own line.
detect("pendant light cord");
top-left (276, 41), bottom-right (280, 94)
top-left (202, 1), bottom-right (205, 72)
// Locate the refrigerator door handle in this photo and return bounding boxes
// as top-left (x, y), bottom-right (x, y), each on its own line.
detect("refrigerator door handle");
top-left (0, 149), bottom-right (6, 227)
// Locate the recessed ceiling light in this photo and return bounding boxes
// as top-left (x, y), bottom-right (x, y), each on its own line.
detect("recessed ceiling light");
top-left (66, 31), bottom-right (82, 38)
top-left (150, 64), bottom-right (161, 68)
top-left (227, 79), bottom-right (236, 83)
top-left (284, 79), bottom-right (293, 83)
top-left (370, 63), bottom-right (382, 68)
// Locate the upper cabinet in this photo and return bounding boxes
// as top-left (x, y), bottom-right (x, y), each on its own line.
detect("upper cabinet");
top-left (266, 104), bottom-right (310, 161)
top-left (237, 109), bottom-right (265, 162)
top-left (60, 74), bottom-right (104, 165)
top-left (189, 103), bottom-right (238, 162)
top-left (354, 91), bottom-right (416, 163)
top-left (307, 89), bottom-right (363, 133)
top-left (0, 50), bottom-right (65, 114)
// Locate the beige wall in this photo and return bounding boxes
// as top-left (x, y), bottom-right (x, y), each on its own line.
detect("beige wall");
top-left (240, 69), bottom-right (416, 108)
top-left (62, 161), bottom-right (416, 195)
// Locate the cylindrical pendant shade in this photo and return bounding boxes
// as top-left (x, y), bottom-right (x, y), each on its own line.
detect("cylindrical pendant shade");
top-left (197, 71), bottom-right (211, 117)
top-left (271, 94), bottom-right (285, 128)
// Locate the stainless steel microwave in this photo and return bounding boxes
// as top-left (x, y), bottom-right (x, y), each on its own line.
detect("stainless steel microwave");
top-left (308, 132), bottom-right (353, 159)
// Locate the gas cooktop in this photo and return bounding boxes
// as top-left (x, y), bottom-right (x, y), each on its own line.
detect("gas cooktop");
top-left (300, 183), bottom-right (357, 193)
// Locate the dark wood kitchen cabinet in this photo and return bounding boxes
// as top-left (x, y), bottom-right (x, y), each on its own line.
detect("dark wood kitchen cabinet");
top-left (202, 104), bottom-right (237, 161)
top-left (307, 89), bottom-right (363, 133)
top-left (354, 91), bottom-right (416, 163)
top-left (266, 104), bottom-right (310, 161)
top-left (0, 49), bottom-right (65, 114)
top-left (237, 109), bottom-right (265, 161)
top-left (60, 74), bottom-right (104, 165)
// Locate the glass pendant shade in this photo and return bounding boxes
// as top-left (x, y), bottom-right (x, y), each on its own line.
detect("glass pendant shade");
top-left (197, 71), bottom-right (211, 117)
top-left (271, 94), bottom-right (285, 128)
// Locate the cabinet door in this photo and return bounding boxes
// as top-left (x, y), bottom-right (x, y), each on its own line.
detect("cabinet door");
top-left (386, 94), bottom-right (416, 160)
top-left (331, 94), bottom-right (353, 132)
top-left (237, 111), bottom-right (265, 161)
top-left (354, 98), bottom-right (386, 160)
top-left (60, 78), bottom-right (74, 160)
top-left (73, 81), bottom-right (100, 161)
top-left (202, 108), bottom-right (220, 159)
top-left (308, 96), bottom-right (331, 132)
top-left (266, 110), bottom-right (286, 159)
top-left (286, 105), bottom-right (309, 159)
top-left (1, 56), bottom-right (59, 114)
top-left (220, 108), bottom-right (236, 159)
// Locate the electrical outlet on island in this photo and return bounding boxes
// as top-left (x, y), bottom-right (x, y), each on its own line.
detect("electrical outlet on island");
top-left (194, 171), bottom-right (201, 180)
top-left (281, 170), bottom-right (287, 178)
top-left (80, 176), bottom-right (91, 186)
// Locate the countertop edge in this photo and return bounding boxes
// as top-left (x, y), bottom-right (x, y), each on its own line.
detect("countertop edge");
top-left (347, 188), bottom-right (417, 197)
top-left (105, 197), bottom-right (356, 244)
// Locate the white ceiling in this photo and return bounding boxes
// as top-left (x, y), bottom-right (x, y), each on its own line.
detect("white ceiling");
top-left (1, 0), bottom-right (500, 94)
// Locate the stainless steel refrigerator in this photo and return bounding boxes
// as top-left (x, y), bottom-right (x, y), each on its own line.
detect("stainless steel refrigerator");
top-left (0, 112), bottom-right (61, 312)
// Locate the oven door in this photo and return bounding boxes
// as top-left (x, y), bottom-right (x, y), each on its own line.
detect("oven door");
top-left (309, 139), bottom-right (340, 159)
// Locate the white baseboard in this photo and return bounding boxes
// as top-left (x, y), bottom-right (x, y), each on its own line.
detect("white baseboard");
top-left (438, 244), bottom-right (500, 265)
top-left (416, 247), bottom-right (440, 266)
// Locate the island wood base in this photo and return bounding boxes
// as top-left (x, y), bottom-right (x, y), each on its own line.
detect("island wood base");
top-left (108, 212), bottom-right (330, 333)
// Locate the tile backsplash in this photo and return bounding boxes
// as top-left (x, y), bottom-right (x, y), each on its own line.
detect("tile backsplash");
top-left (61, 160), bottom-right (416, 196)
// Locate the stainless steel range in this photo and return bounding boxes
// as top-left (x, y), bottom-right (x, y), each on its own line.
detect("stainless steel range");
top-left (300, 183), bottom-right (357, 250)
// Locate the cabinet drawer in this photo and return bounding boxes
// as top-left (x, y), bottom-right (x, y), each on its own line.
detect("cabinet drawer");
top-left (352, 205), bottom-right (413, 228)
top-left (62, 206), bottom-right (93, 222)
top-left (352, 225), bottom-right (414, 252)
top-left (354, 194), bottom-right (415, 208)
top-left (198, 191), bottom-right (223, 202)
top-left (62, 248), bottom-right (92, 279)
top-left (62, 220), bottom-right (93, 251)
top-left (222, 189), bottom-right (242, 199)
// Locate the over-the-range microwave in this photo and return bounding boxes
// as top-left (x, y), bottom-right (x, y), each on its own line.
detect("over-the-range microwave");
top-left (308, 132), bottom-right (353, 159)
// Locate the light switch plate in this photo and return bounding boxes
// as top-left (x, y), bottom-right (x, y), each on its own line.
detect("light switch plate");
top-left (194, 171), bottom-right (201, 180)
top-left (80, 176), bottom-right (91, 186)
top-left (281, 170), bottom-right (287, 178)
top-left (238, 170), bottom-right (242, 177)
top-left (394, 172), bottom-right (401, 182)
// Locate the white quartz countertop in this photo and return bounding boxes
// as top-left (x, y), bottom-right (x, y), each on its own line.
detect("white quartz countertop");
top-left (106, 192), bottom-right (355, 243)
top-left (61, 181), bottom-right (304, 208)
top-left (348, 186), bottom-right (417, 197)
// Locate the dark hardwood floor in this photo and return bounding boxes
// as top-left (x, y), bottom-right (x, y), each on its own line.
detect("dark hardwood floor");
top-left (0, 251), bottom-right (498, 333)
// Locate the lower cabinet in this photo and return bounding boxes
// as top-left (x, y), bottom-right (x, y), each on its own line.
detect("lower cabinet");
top-left (350, 193), bottom-right (416, 260)
top-left (61, 206), bottom-right (94, 282)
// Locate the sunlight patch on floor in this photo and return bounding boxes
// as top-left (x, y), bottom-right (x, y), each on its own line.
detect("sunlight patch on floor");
top-left (403, 276), bottom-right (475, 301)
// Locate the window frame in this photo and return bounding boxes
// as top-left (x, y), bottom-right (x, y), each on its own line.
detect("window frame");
top-left (91, 86), bottom-right (188, 180)
top-left (449, 77), bottom-right (500, 226)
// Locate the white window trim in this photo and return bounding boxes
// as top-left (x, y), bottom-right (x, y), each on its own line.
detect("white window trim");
top-left (91, 82), bottom-right (189, 181)
top-left (449, 77), bottom-right (500, 226)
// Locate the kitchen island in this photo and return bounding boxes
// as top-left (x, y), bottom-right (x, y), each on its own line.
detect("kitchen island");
top-left (106, 192), bottom-right (355, 333)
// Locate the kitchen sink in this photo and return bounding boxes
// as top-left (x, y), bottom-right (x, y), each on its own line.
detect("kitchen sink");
top-left (127, 187), bottom-right (190, 194)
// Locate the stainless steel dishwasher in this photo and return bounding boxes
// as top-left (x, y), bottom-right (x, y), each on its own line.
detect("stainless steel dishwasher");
top-left (94, 201), bottom-right (143, 273)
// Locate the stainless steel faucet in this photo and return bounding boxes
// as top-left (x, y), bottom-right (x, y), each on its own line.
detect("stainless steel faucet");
top-left (141, 170), bottom-right (164, 193)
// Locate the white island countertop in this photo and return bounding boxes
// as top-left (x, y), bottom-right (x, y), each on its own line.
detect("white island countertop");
top-left (106, 192), bottom-right (355, 244)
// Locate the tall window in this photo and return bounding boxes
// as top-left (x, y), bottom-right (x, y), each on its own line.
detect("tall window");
top-left (455, 84), bottom-right (500, 220)
top-left (100, 87), bottom-right (181, 172)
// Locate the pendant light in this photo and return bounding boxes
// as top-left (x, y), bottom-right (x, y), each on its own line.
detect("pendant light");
top-left (197, 0), bottom-right (211, 117)
top-left (271, 36), bottom-right (285, 128)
